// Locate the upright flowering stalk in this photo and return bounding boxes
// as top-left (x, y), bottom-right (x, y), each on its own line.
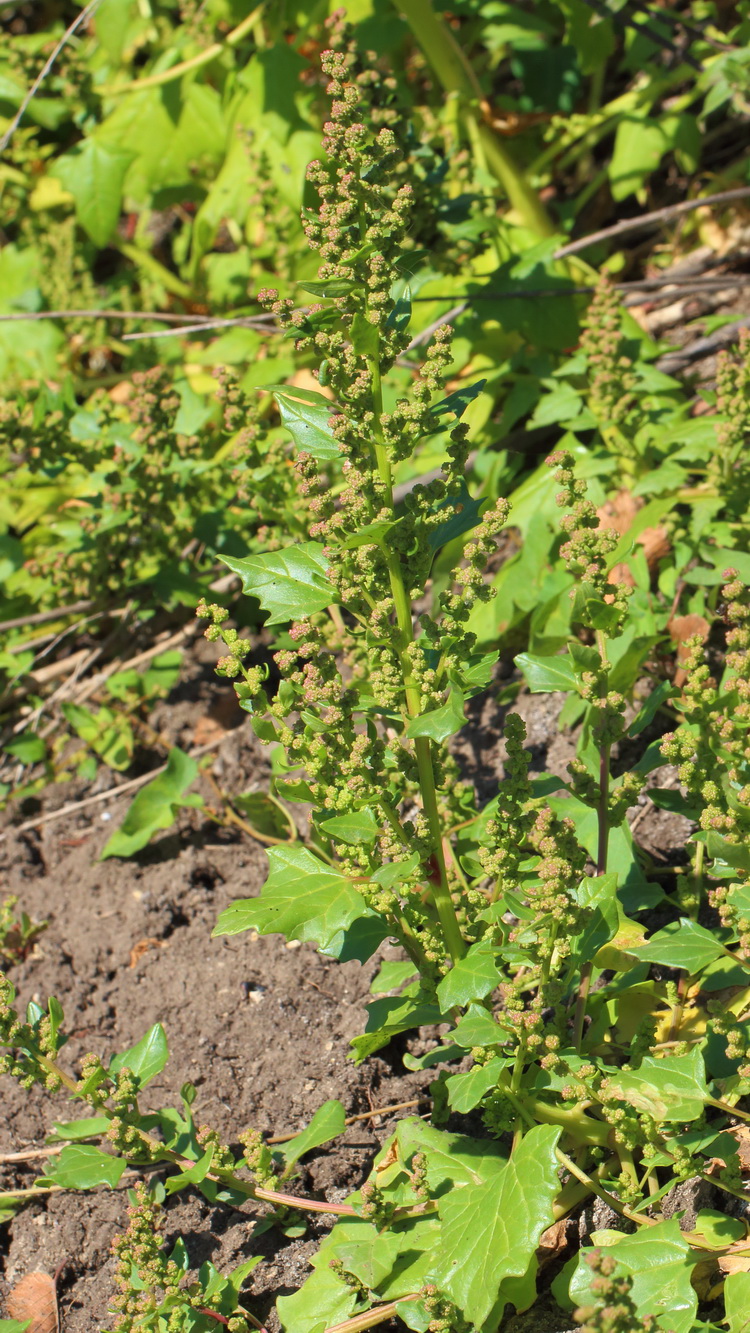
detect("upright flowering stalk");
top-left (203, 32), bottom-right (508, 973)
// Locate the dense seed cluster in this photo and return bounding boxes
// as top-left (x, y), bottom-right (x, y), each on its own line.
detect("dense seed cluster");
top-left (579, 280), bottom-right (638, 446)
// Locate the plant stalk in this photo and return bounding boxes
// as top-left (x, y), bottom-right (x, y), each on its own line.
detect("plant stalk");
top-left (367, 349), bottom-right (465, 963)
top-left (101, 3), bottom-right (266, 94)
top-left (394, 0), bottom-right (553, 236)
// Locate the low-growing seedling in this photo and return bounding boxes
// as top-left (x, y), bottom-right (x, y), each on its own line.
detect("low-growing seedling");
top-left (5, 29), bottom-right (750, 1333)
top-left (0, 896), bottom-right (45, 967)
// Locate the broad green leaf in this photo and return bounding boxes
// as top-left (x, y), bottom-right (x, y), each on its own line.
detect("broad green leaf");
top-left (4, 733), bottom-right (46, 765)
top-left (627, 679), bottom-right (675, 737)
top-left (297, 279), bottom-right (356, 298)
top-left (61, 702), bottom-right (133, 771)
top-left (339, 519), bottom-right (398, 550)
top-left (569, 874), bottom-right (620, 965)
top-left (320, 808), bottom-right (379, 845)
top-left (706, 832), bottom-right (750, 876)
top-left (335, 1226), bottom-right (402, 1292)
top-left (430, 380), bottom-right (487, 420)
top-left (610, 114), bottom-right (675, 202)
top-left (277, 1264), bottom-right (357, 1333)
top-left (221, 543), bottom-right (335, 625)
top-left (396, 1117), bottom-right (507, 1191)
top-left (110, 1022), bottom-right (169, 1089)
top-left (52, 139), bottom-right (134, 246)
top-left (100, 748), bottom-right (202, 859)
top-left (451, 1003), bottom-right (508, 1049)
top-left (164, 1145), bottom-right (214, 1195)
top-left (558, 0), bottom-right (615, 72)
top-left (37, 1144), bottom-right (126, 1190)
top-left (0, 1320), bottom-right (31, 1332)
top-left (725, 1271), bottom-right (750, 1333)
top-left (602, 1047), bottom-right (708, 1123)
top-left (352, 992), bottom-right (444, 1062)
top-left (370, 852), bottom-right (421, 887)
top-left (427, 483), bottom-right (486, 554)
top-left (437, 944), bottom-right (502, 1010)
top-left (515, 652), bottom-right (578, 694)
top-left (567, 1219), bottom-right (696, 1333)
top-left (403, 1043), bottom-right (464, 1072)
top-left (278, 1100), bottom-right (346, 1171)
top-left (350, 312), bottom-right (379, 356)
top-left (370, 960), bottom-right (418, 993)
top-left (435, 1124), bottom-right (561, 1327)
top-left (633, 919), bottom-right (726, 975)
top-left (234, 792), bottom-right (296, 842)
top-left (213, 844), bottom-right (368, 954)
top-left (447, 1057), bottom-right (505, 1113)
top-left (727, 883), bottom-right (750, 922)
top-left (405, 686), bottom-right (465, 742)
top-left (49, 1116), bottom-right (110, 1142)
top-left (265, 386), bottom-right (341, 462)
top-left (690, 1209), bottom-right (746, 1247)
top-left (323, 912), bottom-right (389, 964)
top-left (97, 82), bottom-right (225, 204)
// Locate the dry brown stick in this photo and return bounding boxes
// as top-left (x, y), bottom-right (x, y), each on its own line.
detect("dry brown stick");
top-left (0, 310), bottom-right (216, 325)
top-left (0, 734), bottom-right (229, 842)
top-left (0, 1099), bottom-right (425, 1162)
top-left (20, 647), bottom-right (91, 688)
top-left (265, 1098), bottom-right (424, 1146)
top-left (553, 186), bottom-right (750, 259)
top-left (6, 612), bottom-right (109, 658)
top-left (657, 314), bottom-right (750, 373)
top-left (67, 620), bottom-right (201, 708)
top-left (6, 607), bottom-right (137, 736)
top-left (121, 314), bottom-right (279, 342)
top-left (0, 1144), bottom-right (69, 1165)
top-left (0, 600), bottom-right (97, 634)
top-left (0, 0), bottom-right (105, 153)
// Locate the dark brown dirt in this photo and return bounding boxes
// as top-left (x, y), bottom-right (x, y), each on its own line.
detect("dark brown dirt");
top-left (0, 641), bottom-right (687, 1332)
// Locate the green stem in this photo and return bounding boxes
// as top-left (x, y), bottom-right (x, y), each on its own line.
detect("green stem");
top-left (555, 1146), bottom-right (654, 1228)
top-left (101, 3), bottom-right (266, 94)
top-left (394, 0), bottom-right (553, 236)
top-left (532, 74), bottom-right (695, 179)
top-left (693, 839), bottom-right (705, 916)
top-left (498, 1071), bottom-right (611, 1147)
top-left (325, 1297), bottom-right (419, 1333)
top-left (574, 630), bottom-right (611, 1053)
top-left (367, 350), bottom-right (465, 964)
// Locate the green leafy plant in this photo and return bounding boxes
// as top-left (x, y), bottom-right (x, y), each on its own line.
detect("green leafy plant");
top-left (0, 896), bottom-right (45, 967)
top-left (110, 1184), bottom-right (261, 1333)
top-left (6, 12), bottom-right (750, 1333)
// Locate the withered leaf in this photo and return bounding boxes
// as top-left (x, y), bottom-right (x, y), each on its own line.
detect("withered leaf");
top-left (6, 1271), bottom-right (59, 1333)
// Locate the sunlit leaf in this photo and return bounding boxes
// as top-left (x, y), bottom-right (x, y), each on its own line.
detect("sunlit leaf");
top-left (221, 543), bottom-right (335, 624)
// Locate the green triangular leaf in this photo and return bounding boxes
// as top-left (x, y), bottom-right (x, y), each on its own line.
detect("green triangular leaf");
top-left (602, 1047), bottom-right (709, 1123)
top-left (434, 1124), bottom-right (561, 1327)
top-left (436, 944), bottom-right (502, 1010)
top-left (567, 1219), bottom-right (696, 1333)
top-left (52, 138), bottom-right (135, 246)
top-left (221, 542), bottom-right (335, 624)
top-left (633, 919), bottom-right (726, 975)
top-left (263, 386), bottom-right (341, 461)
top-left (278, 1100), bottom-right (346, 1171)
top-left (405, 686), bottom-right (465, 742)
top-left (100, 748), bottom-right (201, 859)
top-left (37, 1144), bottom-right (127, 1190)
top-left (213, 844), bottom-right (369, 953)
top-left (110, 1022), bottom-right (169, 1088)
